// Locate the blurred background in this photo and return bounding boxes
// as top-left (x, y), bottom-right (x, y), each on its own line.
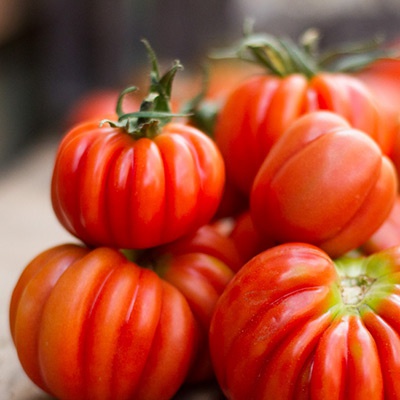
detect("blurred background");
top-left (1, 0), bottom-right (400, 169)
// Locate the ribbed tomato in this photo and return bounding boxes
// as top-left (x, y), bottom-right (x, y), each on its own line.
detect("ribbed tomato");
top-left (51, 120), bottom-right (225, 249)
top-left (250, 111), bottom-right (397, 258)
top-left (213, 30), bottom-right (392, 195)
top-left (210, 242), bottom-right (400, 399)
top-left (9, 244), bottom-right (198, 400)
top-left (145, 223), bottom-right (238, 382)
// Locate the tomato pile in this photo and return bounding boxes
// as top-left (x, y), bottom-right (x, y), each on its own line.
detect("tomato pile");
top-left (9, 30), bottom-right (400, 399)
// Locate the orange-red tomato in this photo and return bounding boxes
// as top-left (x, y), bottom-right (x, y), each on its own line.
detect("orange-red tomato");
top-left (355, 58), bottom-right (400, 176)
top-left (153, 224), bottom-right (237, 382)
top-left (210, 243), bottom-right (400, 399)
top-left (9, 244), bottom-right (198, 400)
top-left (361, 196), bottom-right (400, 254)
top-left (228, 210), bottom-right (276, 264)
top-left (250, 111), bottom-right (397, 258)
top-left (215, 72), bottom-right (391, 195)
top-left (51, 121), bottom-right (225, 249)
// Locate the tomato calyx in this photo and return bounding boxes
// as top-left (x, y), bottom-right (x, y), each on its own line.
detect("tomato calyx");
top-left (210, 20), bottom-right (317, 79)
top-left (334, 255), bottom-right (380, 313)
top-left (340, 275), bottom-right (375, 306)
top-left (100, 39), bottom-right (189, 139)
top-left (211, 19), bottom-right (396, 79)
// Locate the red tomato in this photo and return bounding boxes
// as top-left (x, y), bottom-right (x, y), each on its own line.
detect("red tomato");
top-left (215, 72), bottom-right (391, 195)
top-left (390, 127), bottom-right (400, 188)
top-left (152, 224), bottom-right (236, 382)
top-left (361, 196), bottom-right (400, 254)
top-left (9, 244), bottom-right (198, 400)
top-left (355, 58), bottom-right (400, 125)
top-left (355, 58), bottom-right (400, 176)
top-left (51, 120), bottom-right (225, 249)
top-left (212, 176), bottom-right (248, 221)
top-left (210, 242), bottom-right (400, 399)
top-left (228, 210), bottom-right (276, 264)
top-left (250, 111), bottom-right (397, 258)
top-left (155, 223), bottom-right (243, 273)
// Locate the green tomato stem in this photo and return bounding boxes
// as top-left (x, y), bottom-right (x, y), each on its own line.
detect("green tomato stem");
top-left (100, 40), bottom-right (190, 139)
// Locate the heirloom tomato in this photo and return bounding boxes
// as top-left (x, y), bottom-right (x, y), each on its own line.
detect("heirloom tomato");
top-left (228, 210), bottom-right (275, 264)
top-left (51, 43), bottom-right (225, 249)
top-left (361, 196), bottom-right (400, 255)
top-left (213, 29), bottom-right (392, 195)
top-left (151, 224), bottom-right (237, 382)
top-left (250, 111), bottom-right (397, 258)
top-left (9, 244), bottom-right (198, 400)
top-left (210, 242), bottom-right (400, 400)
top-left (356, 58), bottom-right (400, 174)
top-left (51, 120), bottom-right (224, 249)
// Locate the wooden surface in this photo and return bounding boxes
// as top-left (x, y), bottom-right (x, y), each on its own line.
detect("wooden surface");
top-left (0, 138), bottom-right (226, 399)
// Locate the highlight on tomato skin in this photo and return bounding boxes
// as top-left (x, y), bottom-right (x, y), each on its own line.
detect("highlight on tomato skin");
top-left (9, 244), bottom-right (199, 400)
top-left (250, 110), bottom-right (398, 259)
top-left (209, 242), bottom-right (400, 400)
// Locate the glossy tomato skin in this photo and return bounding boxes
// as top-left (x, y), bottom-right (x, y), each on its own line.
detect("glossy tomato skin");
top-left (51, 120), bottom-right (225, 249)
top-left (150, 223), bottom-right (238, 382)
top-left (214, 72), bottom-right (390, 195)
top-left (9, 244), bottom-right (198, 400)
top-left (250, 111), bottom-right (397, 258)
top-left (209, 242), bottom-right (400, 400)
top-left (159, 217), bottom-right (244, 383)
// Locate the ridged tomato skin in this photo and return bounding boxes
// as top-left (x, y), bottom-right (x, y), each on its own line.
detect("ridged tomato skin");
top-left (150, 223), bottom-right (239, 383)
top-left (209, 243), bottom-right (400, 400)
top-left (250, 111), bottom-right (397, 258)
top-left (51, 120), bottom-right (225, 249)
top-left (9, 244), bottom-right (198, 400)
top-left (214, 72), bottom-right (390, 195)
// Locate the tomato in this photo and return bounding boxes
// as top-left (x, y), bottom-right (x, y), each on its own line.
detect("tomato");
top-left (154, 223), bottom-right (243, 273)
top-left (355, 58), bottom-right (400, 126)
top-left (212, 30), bottom-right (393, 195)
top-left (216, 72), bottom-right (390, 195)
top-left (51, 120), bottom-right (224, 249)
top-left (361, 196), bottom-right (400, 255)
top-left (52, 42), bottom-right (226, 250)
top-left (228, 210), bottom-right (276, 264)
top-left (250, 111), bottom-right (397, 258)
top-left (212, 176), bottom-right (248, 221)
top-left (210, 242), bottom-right (400, 399)
top-left (9, 244), bottom-right (198, 400)
top-left (152, 224), bottom-right (237, 382)
top-left (355, 58), bottom-right (400, 174)
top-left (390, 127), bottom-right (400, 187)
